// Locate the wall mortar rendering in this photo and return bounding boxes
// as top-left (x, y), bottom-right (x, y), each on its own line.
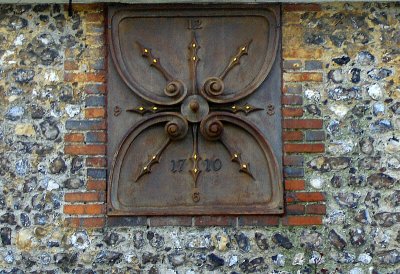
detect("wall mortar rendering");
top-left (0, 2), bottom-right (399, 273)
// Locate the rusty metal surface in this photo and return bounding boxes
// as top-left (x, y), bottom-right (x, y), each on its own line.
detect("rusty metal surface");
top-left (107, 5), bottom-right (283, 215)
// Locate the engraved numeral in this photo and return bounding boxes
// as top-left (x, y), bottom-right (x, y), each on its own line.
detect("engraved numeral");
top-left (188, 19), bottom-right (202, 30)
top-left (171, 159), bottom-right (186, 173)
top-left (204, 158), bottom-right (222, 172)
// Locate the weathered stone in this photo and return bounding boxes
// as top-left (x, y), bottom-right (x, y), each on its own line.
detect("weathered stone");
top-left (254, 232), bottom-right (268, 250)
top-left (0, 212), bottom-right (16, 225)
top-left (377, 250), bottom-right (400, 265)
top-left (103, 232), bottom-right (124, 246)
top-left (334, 192), bottom-right (360, 208)
top-left (235, 233), bottom-right (250, 252)
top-left (355, 209), bottom-right (371, 224)
top-left (5, 106), bottom-right (24, 121)
top-left (272, 233), bottom-right (293, 249)
top-left (13, 69), bottom-right (34, 83)
top-left (70, 156), bottom-right (83, 173)
top-left (142, 252), bottom-right (158, 264)
top-left (207, 253), bottom-right (224, 270)
top-left (351, 68), bottom-right (361, 83)
top-left (367, 173), bottom-right (396, 189)
top-left (239, 257), bottom-right (265, 273)
top-left (349, 227), bottom-right (366, 246)
top-left (305, 104), bottom-right (321, 116)
top-left (307, 156), bottom-right (350, 172)
top-left (332, 55), bottom-right (350, 65)
top-left (390, 102), bottom-right (400, 114)
top-left (147, 231), bottom-right (164, 249)
top-left (368, 84), bottom-right (384, 100)
top-left (94, 251), bottom-right (122, 265)
top-left (328, 69), bottom-right (344, 83)
top-left (1, 227), bottom-right (11, 245)
top-left (374, 212), bottom-right (400, 227)
top-left (359, 136), bottom-right (374, 154)
top-left (388, 190), bottom-right (400, 207)
top-left (368, 68), bottom-right (392, 80)
top-left (272, 254), bottom-right (285, 267)
top-left (329, 229), bottom-right (346, 251)
top-left (20, 213), bottom-right (31, 227)
top-left (71, 231), bottom-right (90, 250)
top-left (8, 15), bottom-right (28, 30)
top-left (328, 87), bottom-right (361, 101)
top-left (49, 157), bottom-right (66, 174)
top-left (370, 119), bottom-right (393, 132)
top-left (168, 250), bottom-right (186, 267)
top-left (15, 158), bottom-right (29, 176)
top-left (358, 157), bottom-right (380, 170)
top-left (356, 51), bottom-right (375, 65)
top-left (330, 175), bottom-right (343, 188)
top-left (54, 252), bottom-right (78, 271)
top-left (39, 119), bottom-right (59, 140)
top-left (63, 178), bottom-right (83, 189)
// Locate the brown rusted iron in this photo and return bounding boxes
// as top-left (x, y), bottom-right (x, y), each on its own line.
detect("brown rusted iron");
top-left (107, 5), bottom-right (283, 215)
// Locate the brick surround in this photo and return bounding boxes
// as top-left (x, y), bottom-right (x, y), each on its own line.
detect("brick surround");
top-left (62, 3), bottom-right (326, 228)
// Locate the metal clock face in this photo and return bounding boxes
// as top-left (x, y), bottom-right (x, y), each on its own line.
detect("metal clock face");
top-left (107, 6), bottom-right (283, 215)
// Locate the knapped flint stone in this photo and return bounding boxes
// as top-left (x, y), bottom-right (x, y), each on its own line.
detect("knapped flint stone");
top-left (305, 104), bottom-right (321, 116)
top-left (358, 157), bottom-right (380, 170)
top-left (355, 209), bottom-right (371, 224)
top-left (13, 69), bottom-right (34, 83)
top-left (254, 232), bottom-right (269, 250)
top-left (40, 48), bottom-right (59, 66)
top-left (148, 266), bottom-right (159, 274)
top-left (390, 102), bottom-right (400, 114)
top-left (272, 233), bottom-right (293, 249)
top-left (30, 105), bottom-right (45, 119)
top-left (147, 232), bottom-right (164, 249)
top-left (39, 119), bottom-right (59, 140)
top-left (328, 87), bottom-right (361, 101)
top-left (49, 157), bottom-right (66, 174)
top-left (329, 229), bottom-right (347, 250)
top-left (142, 252), bottom-right (158, 264)
top-left (373, 102), bottom-right (385, 116)
top-left (328, 69), bottom-right (344, 83)
top-left (34, 213), bottom-right (48, 225)
top-left (5, 106), bottom-right (24, 121)
top-left (103, 232), bottom-right (124, 246)
top-left (351, 68), bottom-right (361, 83)
top-left (330, 33), bottom-right (346, 47)
top-left (349, 227), bottom-right (366, 246)
top-left (71, 156), bottom-right (83, 173)
top-left (377, 250), bottom-right (400, 265)
top-left (353, 31), bottom-right (370, 44)
top-left (20, 213), bottom-right (31, 227)
top-left (207, 253), bottom-right (224, 270)
top-left (334, 192), bottom-right (361, 209)
top-left (332, 55), bottom-right (350, 65)
top-left (388, 190), bottom-right (400, 207)
top-left (33, 4), bottom-right (50, 12)
top-left (367, 68), bottom-right (392, 80)
top-left (239, 257), bottom-right (265, 273)
top-left (374, 212), bottom-right (400, 227)
top-left (330, 175), bottom-right (343, 188)
top-left (370, 119), bottom-right (393, 132)
top-left (8, 16), bottom-right (28, 30)
top-left (168, 250), bottom-right (186, 267)
top-left (359, 137), bottom-right (374, 154)
top-left (15, 158), bottom-right (29, 176)
top-left (1, 227), bottom-right (11, 245)
top-left (133, 230), bottom-right (145, 249)
top-left (63, 178), bottom-right (83, 189)
top-left (307, 157), bottom-right (350, 172)
top-left (21, 252), bottom-right (36, 268)
top-left (305, 33), bottom-right (325, 45)
top-left (0, 212), bottom-right (16, 225)
top-left (300, 230), bottom-right (322, 249)
top-left (351, 105), bottom-right (368, 118)
top-left (234, 233), bottom-right (250, 252)
top-left (54, 252), bottom-right (78, 271)
top-left (367, 173), bottom-right (396, 189)
top-left (357, 51), bottom-right (375, 66)
top-left (94, 251), bottom-right (122, 265)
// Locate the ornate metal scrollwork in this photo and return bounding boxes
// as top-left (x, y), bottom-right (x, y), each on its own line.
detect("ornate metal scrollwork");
top-left (108, 6), bottom-right (283, 215)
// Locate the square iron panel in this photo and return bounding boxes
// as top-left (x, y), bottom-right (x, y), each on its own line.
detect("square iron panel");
top-left (107, 5), bottom-right (283, 215)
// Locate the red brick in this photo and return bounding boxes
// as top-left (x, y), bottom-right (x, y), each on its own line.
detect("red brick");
top-left (86, 157), bottom-right (107, 168)
top-left (283, 4), bottom-right (322, 12)
top-left (283, 131), bottom-right (304, 141)
top-left (64, 145), bottom-right (106, 155)
top-left (65, 3), bottom-right (104, 12)
top-left (65, 192), bottom-right (105, 203)
top-left (284, 72), bottom-right (323, 82)
top-left (238, 216), bottom-right (279, 226)
top-left (283, 155), bottom-right (304, 166)
top-left (284, 143), bottom-right (325, 153)
top-left (84, 108), bottom-right (106, 118)
top-left (64, 204), bottom-right (106, 215)
top-left (65, 217), bottom-right (106, 228)
top-left (283, 119), bottom-right (323, 129)
top-left (282, 107), bottom-right (304, 117)
top-left (306, 204), bottom-right (327, 215)
top-left (287, 192), bottom-right (326, 202)
top-left (64, 72), bottom-right (106, 83)
top-left (64, 60), bottom-right (79, 71)
top-left (285, 180), bottom-right (305, 191)
top-left (286, 204), bottom-right (305, 215)
top-left (64, 133), bottom-right (84, 143)
top-left (283, 48), bottom-right (323, 59)
top-left (86, 13), bottom-right (105, 23)
top-left (87, 180), bottom-right (107, 191)
top-left (149, 217), bottom-right (192, 227)
top-left (282, 95), bottom-right (303, 105)
top-left (282, 216), bottom-right (323, 226)
top-left (194, 216), bottom-right (236, 226)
